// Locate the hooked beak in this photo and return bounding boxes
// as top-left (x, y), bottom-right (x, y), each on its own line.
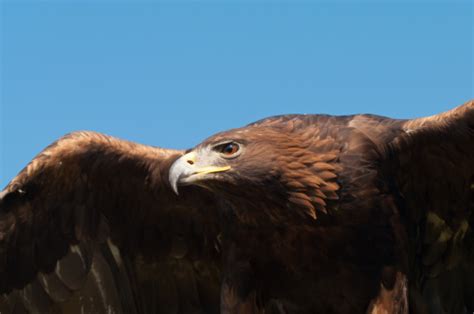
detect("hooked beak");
top-left (168, 152), bottom-right (231, 195)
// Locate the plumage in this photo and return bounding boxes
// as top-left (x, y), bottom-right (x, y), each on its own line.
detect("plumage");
top-left (0, 100), bottom-right (473, 313)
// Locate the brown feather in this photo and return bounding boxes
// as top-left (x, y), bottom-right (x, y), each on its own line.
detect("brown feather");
top-left (0, 131), bottom-right (222, 313)
top-left (1, 100), bottom-right (473, 313)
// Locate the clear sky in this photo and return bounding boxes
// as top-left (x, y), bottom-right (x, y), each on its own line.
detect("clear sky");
top-left (1, 0), bottom-right (473, 187)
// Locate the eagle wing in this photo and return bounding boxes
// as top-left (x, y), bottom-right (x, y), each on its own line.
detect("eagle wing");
top-left (0, 131), bottom-right (221, 313)
top-left (387, 100), bottom-right (474, 313)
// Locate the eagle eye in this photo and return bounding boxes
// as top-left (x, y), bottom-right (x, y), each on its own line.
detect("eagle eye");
top-left (215, 142), bottom-right (241, 158)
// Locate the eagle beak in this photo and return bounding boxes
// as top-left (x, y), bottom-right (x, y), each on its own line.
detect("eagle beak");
top-left (168, 152), bottom-right (231, 195)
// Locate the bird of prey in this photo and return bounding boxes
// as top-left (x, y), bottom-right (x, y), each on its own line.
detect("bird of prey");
top-left (1, 100), bottom-right (473, 314)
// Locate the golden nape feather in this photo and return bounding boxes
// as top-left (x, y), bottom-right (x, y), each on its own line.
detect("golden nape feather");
top-left (1, 100), bottom-right (473, 313)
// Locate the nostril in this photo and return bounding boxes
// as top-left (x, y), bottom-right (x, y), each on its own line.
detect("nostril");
top-left (187, 160), bottom-right (194, 165)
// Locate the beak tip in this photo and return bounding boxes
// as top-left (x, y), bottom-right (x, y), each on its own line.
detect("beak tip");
top-left (169, 158), bottom-right (183, 196)
top-left (171, 182), bottom-right (179, 195)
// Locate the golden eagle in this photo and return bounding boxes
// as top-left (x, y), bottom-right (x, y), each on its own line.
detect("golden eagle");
top-left (1, 100), bottom-right (473, 314)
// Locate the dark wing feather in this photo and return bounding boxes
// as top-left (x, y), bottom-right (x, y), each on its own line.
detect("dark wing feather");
top-left (0, 131), bottom-right (222, 313)
top-left (387, 100), bottom-right (474, 313)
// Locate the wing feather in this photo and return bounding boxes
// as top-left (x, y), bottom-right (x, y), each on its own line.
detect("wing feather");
top-left (0, 131), bottom-right (222, 313)
top-left (386, 99), bottom-right (474, 313)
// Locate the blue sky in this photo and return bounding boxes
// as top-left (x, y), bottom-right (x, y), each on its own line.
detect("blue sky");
top-left (1, 0), bottom-right (473, 186)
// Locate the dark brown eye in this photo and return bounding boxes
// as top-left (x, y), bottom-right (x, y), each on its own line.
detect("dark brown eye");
top-left (217, 142), bottom-right (240, 157)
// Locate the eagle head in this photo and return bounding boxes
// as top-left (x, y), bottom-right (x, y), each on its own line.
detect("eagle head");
top-left (169, 120), bottom-right (340, 221)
